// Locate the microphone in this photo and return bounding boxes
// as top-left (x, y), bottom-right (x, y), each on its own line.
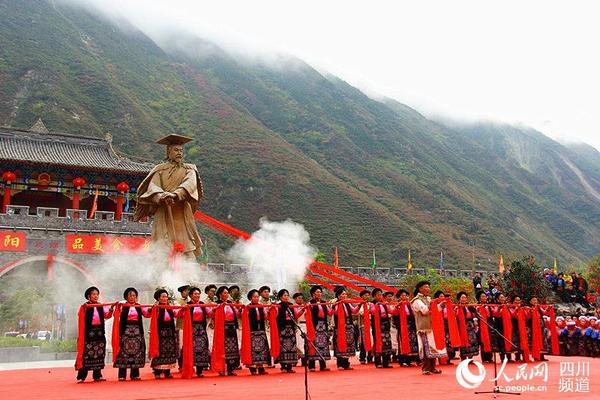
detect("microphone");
top-left (286, 306), bottom-right (295, 319)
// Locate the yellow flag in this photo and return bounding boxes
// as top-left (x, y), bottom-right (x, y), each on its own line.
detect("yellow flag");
top-left (553, 258), bottom-right (558, 274)
top-left (499, 255), bottom-right (505, 274)
top-left (407, 249), bottom-right (412, 271)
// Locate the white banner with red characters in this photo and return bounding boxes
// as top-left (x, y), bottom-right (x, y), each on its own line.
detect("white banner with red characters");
top-left (65, 234), bottom-right (150, 254)
top-left (0, 231), bottom-right (26, 252)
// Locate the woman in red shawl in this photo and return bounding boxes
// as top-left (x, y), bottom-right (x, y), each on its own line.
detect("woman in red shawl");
top-left (76, 286), bottom-right (114, 383)
top-left (274, 289), bottom-right (303, 373)
top-left (476, 291), bottom-right (500, 363)
top-left (456, 291), bottom-right (479, 360)
top-left (188, 286), bottom-right (212, 377)
top-left (398, 288), bottom-right (420, 366)
top-left (357, 289), bottom-right (374, 364)
top-left (113, 287), bottom-right (150, 381)
top-left (150, 289), bottom-right (180, 379)
top-left (332, 286), bottom-right (360, 370)
top-left (491, 293), bottom-right (511, 362)
top-left (243, 289), bottom-right (270, 375)
top-left (508, 295), bottom-right (524, 362)
top-left (434, 290), bottom-right (456, 364)
top-left (369, 288), bottom-right (397, 368)
top-left (214, 286), bottom-right (241, 376)
top-left (526, 296), bottom-right (548, 361)
top-left (307, 285), bottom-right (333, 371)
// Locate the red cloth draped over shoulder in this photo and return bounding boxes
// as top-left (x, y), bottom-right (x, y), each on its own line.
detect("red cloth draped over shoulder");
top-left (149, 305), bottom-right (159, 358)
top-left (211, 304), bottom-right (226, 373)
top-left (373, 304), bottom-right (383, 353)
top-left (268, 306), bottom-right (280, 359)
top-left (241, 306), bottom-right (252, 365)
top-left (477, 305), bottom-right (491, 352)
top-left (517, 307), bottom-right (530, 361)
top-left (181, 306), bottom-right (193, 378)
top-left (75, 304), bottom-right (86, 370)
top-left (445, 299), bottom-right (461, 348)
top-left (111, 303), bottom-right (122, 364)
top-left (531, 306), bottom-right (543, 360)
top-left (398, 303), bottom-right (410, 355)
top-left (430, 299), bottom-right (446, 350)
top-left (545, 306), bottom-right (559, 355)
top-left (457, 305), bottom-right (469, 347)
top-left (305, 304), bottom-right (316, 356)
top-left (501, 306), bottom-right (513, 353)
top-left (336, 303), bottom-right (347, 353)
top-left (363, 302), bottom-right (372, 352)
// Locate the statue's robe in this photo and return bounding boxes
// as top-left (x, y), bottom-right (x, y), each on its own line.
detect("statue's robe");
top-left (134, 161), bottom-right (203, 257)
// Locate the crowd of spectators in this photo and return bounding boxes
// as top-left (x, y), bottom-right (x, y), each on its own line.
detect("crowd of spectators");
top-left (544, 269), bottom-right (598, 306)
top-left (470, 270), bottom-right (599, 308)
top-left (471, 272), bottom-right (504, 300)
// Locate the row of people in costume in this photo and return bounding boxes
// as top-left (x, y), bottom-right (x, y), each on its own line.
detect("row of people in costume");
top-left (75, 283), bottom-right (564, 382)
top-left (76, 284), bottom-right (396, 381)
top-left (431, 291), bottom-right (559, 366)
top-left (76, 286), bottom-right (311, 381)
top-left (339, 287), bottom-right (561, 368)
top-left (556, 315), bottom-right (600, 357)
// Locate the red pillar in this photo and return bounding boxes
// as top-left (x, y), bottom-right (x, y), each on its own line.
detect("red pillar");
top-left (72, 177), bottom-right (86, 218)
top-left (2, 187), bottom-right (10, 213)
top-left (2, 171), bottom-right (16, 213)
top-left (115, 196), bottom-right (124, 221)
top-left (116, 181), bottom-right (129, 221)
top-left (72, 191), bottom-right (80, 210)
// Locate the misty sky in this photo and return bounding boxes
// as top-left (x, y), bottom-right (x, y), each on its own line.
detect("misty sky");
top-left (74, 0), bottom-right (600, 150)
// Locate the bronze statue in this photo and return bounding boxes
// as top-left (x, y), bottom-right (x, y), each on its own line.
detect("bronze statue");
top-left (134, 134), bottom-right (203, 258)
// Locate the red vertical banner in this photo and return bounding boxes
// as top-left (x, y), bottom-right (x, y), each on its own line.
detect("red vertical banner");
top-left (89, 188), bottom-right (99, 219)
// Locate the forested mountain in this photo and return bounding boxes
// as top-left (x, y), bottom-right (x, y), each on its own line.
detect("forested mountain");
top-left (1, 0), bottom-right (598, 269)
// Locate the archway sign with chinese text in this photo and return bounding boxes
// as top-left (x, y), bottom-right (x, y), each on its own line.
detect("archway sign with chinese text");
top-left (65, 234), bottom-right (150, 254)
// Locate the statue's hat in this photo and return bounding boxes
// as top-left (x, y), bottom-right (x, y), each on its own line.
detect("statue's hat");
top-left (156, 134), bottom-right (193, 145)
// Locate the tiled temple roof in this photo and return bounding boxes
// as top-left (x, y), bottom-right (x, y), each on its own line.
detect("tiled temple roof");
top-left (0, 122), bottom-right (152, 175)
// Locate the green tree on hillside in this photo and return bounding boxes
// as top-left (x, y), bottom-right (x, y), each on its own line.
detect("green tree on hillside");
top-left (398, 268), bottom-right (472, 299)
top-left (501, 256), bottom-right (551, 303)
top-left (586, 254), bottom-right (600, 292)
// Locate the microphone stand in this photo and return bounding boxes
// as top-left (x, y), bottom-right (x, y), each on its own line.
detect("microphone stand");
top-left (472, 306), bottom-right (521, 397)
top-left (286, 307), bottom-right (327, 400)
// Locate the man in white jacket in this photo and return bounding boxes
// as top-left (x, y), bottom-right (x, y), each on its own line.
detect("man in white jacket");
top-left (411, 280), bottom-right (447, 375)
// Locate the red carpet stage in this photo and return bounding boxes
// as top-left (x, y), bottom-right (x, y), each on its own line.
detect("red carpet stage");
top-left (0, 356), bottom-right (597, 400)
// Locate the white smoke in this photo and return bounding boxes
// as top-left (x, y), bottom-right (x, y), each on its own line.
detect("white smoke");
top-left (48, 243), bottom-right (212, 340)
top-left (89, 243), bottom-right (204, 302)
top-left (0, 219), bottom-right (315, 341)
top-left (227, 218), bottom-right (315, 292)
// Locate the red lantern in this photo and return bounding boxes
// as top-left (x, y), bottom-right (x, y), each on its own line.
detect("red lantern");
top-left (72, 177), bottom-right (86, 189)
top-left (116, 181), bottom-right (129, 193)
top-left (2, 171), bottom-right (16, 184)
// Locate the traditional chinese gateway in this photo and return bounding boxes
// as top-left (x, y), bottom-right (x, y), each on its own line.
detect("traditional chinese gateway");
top-left (0, 119), bottom-right (153, 284)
